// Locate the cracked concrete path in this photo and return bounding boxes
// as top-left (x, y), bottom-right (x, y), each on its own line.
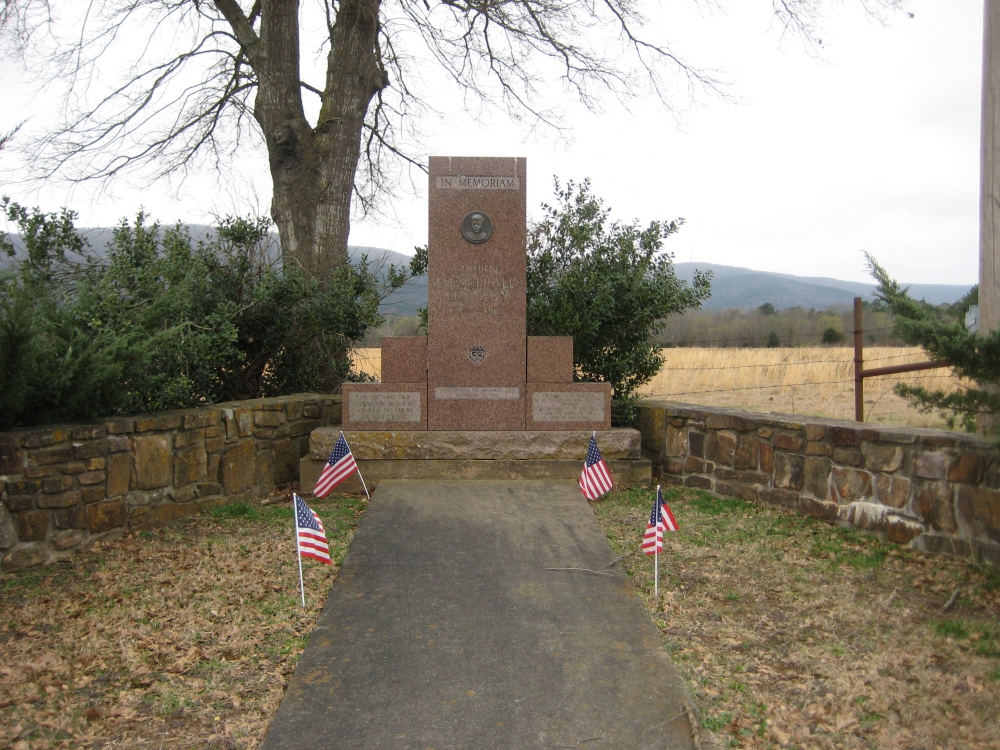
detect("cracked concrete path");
top-left (262, 480), bottom-right (695, 750)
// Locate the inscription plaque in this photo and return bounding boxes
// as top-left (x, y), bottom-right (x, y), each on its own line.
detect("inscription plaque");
top-left (532, 392), bottom-right (606, 423)
top-left (435, 175), bottom-right (519, 190)
top-left (434, 387), bottom-right (520, 400)
top-left (349, 392), bottom-right (422, 423)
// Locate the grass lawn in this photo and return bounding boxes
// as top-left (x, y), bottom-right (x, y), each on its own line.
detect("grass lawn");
top-left (592, 486), bottom-right (1000, 750)
top-left (0, 492), bottom-right (367, 749)
top-left (2, 485), bottom-right (998, 749)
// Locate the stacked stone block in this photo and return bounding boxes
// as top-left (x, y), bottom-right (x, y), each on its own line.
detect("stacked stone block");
top-left (637, 401), bottom-right (1000, 567)
top-left (0, 394), bottom-right (341, 572)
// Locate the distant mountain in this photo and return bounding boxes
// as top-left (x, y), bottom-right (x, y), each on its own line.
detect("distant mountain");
top-left (672, 262), bottom-right (973, 310)
top-left (2, 225), bottom-right (426, 317)
top-left (3, 225), bottom-right (972, 313)
top-left (349, 246), bottom-right (426, 318)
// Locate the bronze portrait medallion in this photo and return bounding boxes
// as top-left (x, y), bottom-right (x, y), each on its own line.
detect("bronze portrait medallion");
top-left (461, 212), bottom-right (493, 244)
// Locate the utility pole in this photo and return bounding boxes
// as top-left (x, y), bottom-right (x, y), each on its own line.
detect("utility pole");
top-left (981, 0), bottom-right (1000, 336)
top-left (980, 1), bottom-right (1000, 431)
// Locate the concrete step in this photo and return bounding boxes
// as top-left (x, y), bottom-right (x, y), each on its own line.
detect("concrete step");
top-left (300, 427), bottom-right (649, 494)
top-left (308, 426), bottom-right (642, 460)
top-left (299, 457), bottom-right (651, 495)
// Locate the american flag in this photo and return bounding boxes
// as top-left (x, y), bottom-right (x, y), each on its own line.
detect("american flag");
top-left (579, 434), bottom-right (613, 500)
top-left (642, 486), bottom-right (678, 556)
top-left (295, 494), bottom-right (331, 565)
top-left (313, 433), bottom-right (358, 498)
top-left (660, 487), bottom-right (679, 532)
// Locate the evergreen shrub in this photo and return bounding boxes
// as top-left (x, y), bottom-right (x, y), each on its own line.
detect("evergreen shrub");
top-left (866, 252), bottom-right (988, 432)
top-left (525, 179), bottom-right (711, 425)
top-left (0, 201), bottom-right (419, 428)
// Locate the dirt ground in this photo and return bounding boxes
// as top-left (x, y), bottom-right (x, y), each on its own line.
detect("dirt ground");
top-left (593, 486), bottom-right (1000, 750)
top-left (2, 486), bottom-right (997, 749)
top-left (0, 491), bottom-right (364, 749)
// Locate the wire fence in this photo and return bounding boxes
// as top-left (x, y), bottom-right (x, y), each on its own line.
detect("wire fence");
top-left (658, 350), bottom-right (934, 372)
top-left (637, 348), bottom-right (966, 427)
top-left (640, 374), bottom-right (962, 400)
top-left (658, 326), bottom-right (899, 348)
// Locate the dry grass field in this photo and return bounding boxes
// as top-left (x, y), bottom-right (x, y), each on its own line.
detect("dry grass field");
top-left (350, 346), bottom-right (969, 430)
top-left (638, 347), bottom-right (969, 429)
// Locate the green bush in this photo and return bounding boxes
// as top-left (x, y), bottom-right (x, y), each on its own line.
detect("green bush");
top-left (526, 179), bottom-right (711, 424)
top-left (0, 201), bottom-right (419, 428)
top-left (866, 253), bottom-right (991, 432)
top-left (821, 326), bottom-right (845, 344)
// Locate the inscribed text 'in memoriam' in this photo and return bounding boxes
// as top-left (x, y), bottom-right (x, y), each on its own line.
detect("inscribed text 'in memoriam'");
top-left (435, 175), bottom-right (520, 190)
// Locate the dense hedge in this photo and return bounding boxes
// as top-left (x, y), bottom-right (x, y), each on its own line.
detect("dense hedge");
top-left (0, 201), bottom-right (419, 429)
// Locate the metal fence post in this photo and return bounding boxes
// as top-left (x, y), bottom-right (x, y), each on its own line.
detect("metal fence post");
top-left (854, 297), bottom-right (864, 422)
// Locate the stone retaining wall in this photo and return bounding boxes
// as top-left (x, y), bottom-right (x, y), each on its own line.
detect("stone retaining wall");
top-left (636, 400), bottom-right (1000, 567)
top-left (0, 394), bottom-right (342, 572)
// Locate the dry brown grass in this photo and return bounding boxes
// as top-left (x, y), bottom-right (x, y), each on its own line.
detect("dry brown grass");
top-left (638, 347), bottom-right (968, 429)
top-left (351, 346), bottom-right (968, 429)
top-left (592, 485), bottom-right (1000, 750)
top-left (350, 347), bottom-right (381, 381)
top-left (4, 482), bottom-right (998, 749)
top-left (0, 491), bottom-right (366, 749)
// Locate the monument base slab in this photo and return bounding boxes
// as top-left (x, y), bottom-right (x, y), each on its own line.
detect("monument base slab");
top-left (301, 427), bottom-right (650, 494)
top-left (310, 426), bottom-right (639, 459)
top-left (300, 457), bottom-right (651, 494)
top-left (427, 389), bottom-right (526, 431)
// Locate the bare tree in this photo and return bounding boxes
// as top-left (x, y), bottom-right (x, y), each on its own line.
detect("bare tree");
top-left (3, 0), bottom-right (907, 280)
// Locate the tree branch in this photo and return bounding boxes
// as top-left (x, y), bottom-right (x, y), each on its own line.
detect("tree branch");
top-left (213, 0), bottom-right (261, 64)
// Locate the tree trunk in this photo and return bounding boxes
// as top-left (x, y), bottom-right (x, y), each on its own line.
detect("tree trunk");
top-left (252, 0), bottom-right (385, 282)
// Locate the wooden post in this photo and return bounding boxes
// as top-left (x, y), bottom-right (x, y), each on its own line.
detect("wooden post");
top-left (981, 0), bottom-right (1000, 432)
top-left (982, 0), bottom-right (1000, 337)
top-left (854, 297), bottom-right (864, 422)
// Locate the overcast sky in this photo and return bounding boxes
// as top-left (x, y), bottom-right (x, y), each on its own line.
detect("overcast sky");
top-left (0, 1), bottom-right (984, 286)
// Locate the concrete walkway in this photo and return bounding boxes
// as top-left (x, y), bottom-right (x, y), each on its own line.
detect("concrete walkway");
top-left (262, 480), bottom-right (695, 750)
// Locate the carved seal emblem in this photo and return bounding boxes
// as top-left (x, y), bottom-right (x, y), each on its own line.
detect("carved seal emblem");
top-left (461, 212), bottom-right (493, 244)
top-left (467, 344), bottom-right (488, 364)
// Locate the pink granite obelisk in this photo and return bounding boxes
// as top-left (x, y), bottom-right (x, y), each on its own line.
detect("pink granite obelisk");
top-left (426, 156), bottom-right (528, 430)
top-left (342, 155), bottom-right (611, 432)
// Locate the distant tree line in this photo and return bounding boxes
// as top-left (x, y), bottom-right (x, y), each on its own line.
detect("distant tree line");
top-left (652, 301), bottom-right (969, 349)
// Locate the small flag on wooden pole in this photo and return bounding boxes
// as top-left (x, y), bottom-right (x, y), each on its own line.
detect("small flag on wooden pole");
top-left (293, 493), bottom-right (331, 607)
top-left (579, 432), bottom-right (613, 500)
top-left (641, 485), bottom-right (679, 597)
top-left (314, 432), bottom-right (369, 500)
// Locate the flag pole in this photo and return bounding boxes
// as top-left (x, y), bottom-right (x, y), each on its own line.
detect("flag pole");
top-left (293, 493), bottom-right (306, 608)
top-left (654, 484), bottom-right (660, 598)
top-left (342, 431), bottom-right (370, 500)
